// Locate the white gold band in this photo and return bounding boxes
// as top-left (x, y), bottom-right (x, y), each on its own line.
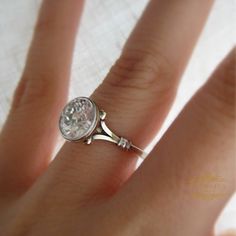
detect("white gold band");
top-left (89, 110), bottom-right (146, 159)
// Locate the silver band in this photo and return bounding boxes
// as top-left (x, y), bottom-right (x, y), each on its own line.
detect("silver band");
top-left (86, 110), bottom-right (146, 159)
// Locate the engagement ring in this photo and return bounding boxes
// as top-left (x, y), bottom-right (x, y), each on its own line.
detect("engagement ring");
top-left (59, 97), bottom-right (146, 159)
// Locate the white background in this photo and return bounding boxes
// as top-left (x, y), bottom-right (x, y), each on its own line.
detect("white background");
top-left (0, 0), bottom-right (235, 234)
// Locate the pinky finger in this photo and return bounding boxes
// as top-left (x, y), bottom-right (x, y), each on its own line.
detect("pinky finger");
top-left (111, 48), bottom-right (235, 236)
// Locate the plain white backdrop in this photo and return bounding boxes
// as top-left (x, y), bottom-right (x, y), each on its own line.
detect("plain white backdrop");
top-left (0, 0), bottom-right (235, 234)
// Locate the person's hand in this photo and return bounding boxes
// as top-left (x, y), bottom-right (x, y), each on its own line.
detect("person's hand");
top-left (0, 1), bottom-right (235, 235)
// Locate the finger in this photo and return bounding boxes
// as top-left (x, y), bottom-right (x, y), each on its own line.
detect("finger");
top-left (0, 0), bottom-right (84, 194)
top-left (41, 0), bottom-right (213, 203)
top-left (112, 49), bottom-right (236, 235)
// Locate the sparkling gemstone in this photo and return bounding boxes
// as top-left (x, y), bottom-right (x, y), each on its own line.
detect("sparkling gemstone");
top-left (59, 97), bottom-right (98, 141)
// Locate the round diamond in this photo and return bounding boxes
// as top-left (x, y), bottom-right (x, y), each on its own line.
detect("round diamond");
top-left (59, 97), bottom-right (98, 141)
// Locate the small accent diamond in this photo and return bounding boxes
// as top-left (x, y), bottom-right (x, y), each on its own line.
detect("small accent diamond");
top-left (117, 137), bottom-right (131, 150)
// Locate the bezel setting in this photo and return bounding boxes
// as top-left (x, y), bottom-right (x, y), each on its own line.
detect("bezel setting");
top-left (59, 97), bottom-right (99, 142)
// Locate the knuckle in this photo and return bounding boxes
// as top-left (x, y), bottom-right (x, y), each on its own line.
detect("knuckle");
top-left (203, 58), bottom-right (236, 120)
top-left (35, 15), bottom-right (73, 36)
top-left (11, 76), bottom-right (28, 111)
top-left (106, 47), bottom-right (174, 92)
top-left (34, 8), bottom-right (57, 34)
top-left (12, 71), bottom-right (56, 111)
top-left (35, 18), bottom-right (51, 33)
top-left (34, 14), bottom-right (59, 35)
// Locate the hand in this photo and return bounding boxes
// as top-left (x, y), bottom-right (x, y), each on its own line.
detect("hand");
top-left (0, 0), bottom-right (235, 235)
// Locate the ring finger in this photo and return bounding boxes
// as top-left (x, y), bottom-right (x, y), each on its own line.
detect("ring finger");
top-left (44, 0), bottom-right (214, 201)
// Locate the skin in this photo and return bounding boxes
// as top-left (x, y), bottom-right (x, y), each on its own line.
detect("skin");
top-left (0, 0), bottom-right (235, 235)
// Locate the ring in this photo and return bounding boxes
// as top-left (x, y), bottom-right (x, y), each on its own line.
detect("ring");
top-left (59, 97), bottom-right (146, 159)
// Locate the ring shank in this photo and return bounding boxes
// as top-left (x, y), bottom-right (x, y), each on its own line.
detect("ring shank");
top-left (130, 144), bottom-right (147, 159)
top-left (92, 119), bottom-right (147, 159)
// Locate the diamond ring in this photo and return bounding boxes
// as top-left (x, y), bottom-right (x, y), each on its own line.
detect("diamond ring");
top-left (59, 97), bottom-right (146, 159)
